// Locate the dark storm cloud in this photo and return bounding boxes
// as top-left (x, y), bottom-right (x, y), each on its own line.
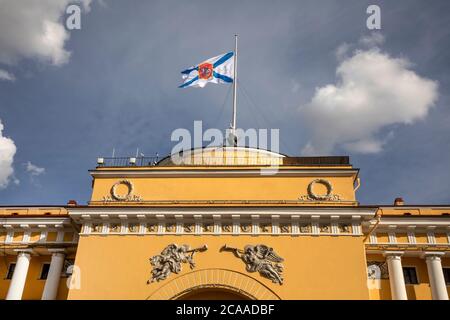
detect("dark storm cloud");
top-left (0, 0), bottom-right (449, 205)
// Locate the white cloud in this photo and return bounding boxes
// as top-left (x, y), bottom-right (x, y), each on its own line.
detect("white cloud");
top-left (0, 119), bottom-right (17, 189)
top-left (300, 38), bottom-right (438, 155)
top-left (0, 0), bottom-right (92, 66)
top-left (0, 69), bottom-right (15, 81)
top-left (26, 161), bottom-right (45, 177)
top-left (359, 32), bottom-right (385, 48)
top-left (335, 42), bottom-right (351, 61)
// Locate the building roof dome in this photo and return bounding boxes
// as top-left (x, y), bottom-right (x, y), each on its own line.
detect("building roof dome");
top-left (157, 146), bottom-right (285, 166)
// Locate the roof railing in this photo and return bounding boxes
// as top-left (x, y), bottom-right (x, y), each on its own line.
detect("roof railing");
top-left (96, 155), bottom-right (350, 167)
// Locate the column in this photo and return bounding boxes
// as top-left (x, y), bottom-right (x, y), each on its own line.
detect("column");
top-left (6, 250), bottom-right (32, 300)
top-left (423, 252), bottom-right (449, 300)
top-left (383, 251), bottom-right (407, 300)
top-left (42, 250), bottom-right (66, 300)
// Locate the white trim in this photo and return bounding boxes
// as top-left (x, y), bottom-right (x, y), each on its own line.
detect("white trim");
top-left (39, 230), bottom-right (47, 242)
top-left (292, 215), bottom-right (300, 236)
top-left (352, 216), bottom-right (362, 236)
top-left (194, 215), bottom-right (202, 236)
top-left (120, 222), bottom-right (127, 235)
top-left (138, 222), bottom-right (145, 236)
top-left (388, 232), bottom-right (397, 244)
top-left (156, 215), bottom-right (164, 235)
top-left (56, 231), bottom-right (64, 243)
top-left (213, 215), bottom-right (221, 236)
top-left (175, 215), bottom-right (183, 235)
top-left (271, 215), bottom-right (280, 235)
top-left (311, 216), bottom-right (319, 236)
top-left (0, 217), bottom-right (71, 228)
top-left (22, 230), bottom-right (30, 244)
top-left (376, 217), bottom-right (450, 227)
top-left (251, 215), bottom-right (259, 236)
top-left (232, 215), bottom-right (240, 236)
top-left (82, 223), bottom-right (91, 235)
top-left (427, 232), bottom-right (436, 244)
top-left (5, 230), bottom-right (13, 243)
top-left (68, 207), bottom-right (376, 221)
top-left (331, 215), bottom-right (339, 236)
top-left (90, 169), bottom-right (358, 178)
top-left (407, 231), bottom-right (416, 244)
top-left (103, 222), bottom-right (110, 235)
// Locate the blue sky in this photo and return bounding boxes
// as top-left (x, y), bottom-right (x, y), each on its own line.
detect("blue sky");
top-left (0, 0), bottom-right (449, 205)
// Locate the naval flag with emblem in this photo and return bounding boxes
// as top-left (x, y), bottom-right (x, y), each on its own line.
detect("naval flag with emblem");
top-left (179, 52), bottom-right (234, 88)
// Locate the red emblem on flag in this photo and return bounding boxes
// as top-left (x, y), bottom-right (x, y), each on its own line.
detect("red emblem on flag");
top-left (198, 62), bottom-right (213, 80)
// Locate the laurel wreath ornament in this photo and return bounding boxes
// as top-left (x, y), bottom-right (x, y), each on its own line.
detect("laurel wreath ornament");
top-left (298, 178), bottom-right (341, 202)
top-left (111, 179), bottom-right (134, 200)
top-left (307, 179), bottom-right (333, 200)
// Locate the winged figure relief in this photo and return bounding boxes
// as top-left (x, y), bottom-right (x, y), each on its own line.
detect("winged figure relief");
top-left (147, 244), bottom-right (208, 284)
top-left (221, 244), bottom-right (284, 285)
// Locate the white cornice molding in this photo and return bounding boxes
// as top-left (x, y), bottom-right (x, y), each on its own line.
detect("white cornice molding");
top-left (90, 169), bottom-right (358, 178)
top-left (0, 217), bottom-right (72, 227)
top-left (67, 207), bottom-right (376, 223)
top-left (376, 217), bottom-right (450, 227)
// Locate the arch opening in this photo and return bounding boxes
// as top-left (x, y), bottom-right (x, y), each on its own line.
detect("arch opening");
top-left (146, 268), bottom-right (281, 300)
top-left (175, 287), bottom-right (251, 300)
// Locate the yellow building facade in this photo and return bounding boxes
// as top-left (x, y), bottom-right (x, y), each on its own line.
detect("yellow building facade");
top-left (1, 147), bottom-right (449, 300)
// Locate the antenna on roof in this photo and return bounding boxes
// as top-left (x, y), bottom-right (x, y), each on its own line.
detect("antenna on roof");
top-left (111, 148), bottom-right (115, 158)
top-left (135, 148), bottom-right (139, 158)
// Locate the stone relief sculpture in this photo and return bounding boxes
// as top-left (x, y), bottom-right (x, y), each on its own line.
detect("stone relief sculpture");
top-left (147, 244), bottom-right (208, 284)
top-left (102, 179), bottom-right (143, 202)
top-left (221, 244), bottom-right (284, 285)
top-left (299, 179), bottom-right (341, 201)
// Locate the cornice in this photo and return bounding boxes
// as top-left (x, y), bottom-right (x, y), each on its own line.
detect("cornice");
top-left (89, 168), bottom-right (359, 178)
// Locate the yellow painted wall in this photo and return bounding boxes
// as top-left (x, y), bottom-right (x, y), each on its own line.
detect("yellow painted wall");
top-left (396, 233), bottom-right (408, 243)
top-left (13, 232), bottom-right (24, 242)
top-left (415, 235), bottom-right (428, 244)
top-left (68, 235), bottom-right (369, 300)
top-left (0, 207), bottom-right (67, 217)
top-left (46, 232), bottom-right (57, 242)
top-left (435, 233), bottom-right (448, 244)
top-left (377, 233), bottom-right (389, 243)
top-left (90, 175), bottom-right (357, 203)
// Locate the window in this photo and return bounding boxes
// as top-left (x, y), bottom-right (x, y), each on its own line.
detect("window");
top-left (6, 263), bottom-right (16, 280)
top-left (443, 268), bottom-right (450, 285)
top-left (403, 267), bottom-right (418, 284)
top-left (39, 263), bottom-right (51, 280)
top-left (62, 259), bottom-right (75, 278)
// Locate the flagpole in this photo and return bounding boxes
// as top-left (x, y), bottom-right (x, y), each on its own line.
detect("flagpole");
top-left (231, 34), bottom-right (238, 146)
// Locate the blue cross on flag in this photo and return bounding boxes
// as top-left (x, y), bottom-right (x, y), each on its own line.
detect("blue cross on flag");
top-left (179, 52), bottom-right (234, 88)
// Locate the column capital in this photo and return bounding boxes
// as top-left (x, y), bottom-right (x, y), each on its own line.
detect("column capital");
top-left (421, 251), bottom-right (445, 260)
top-left (48, 248), bottom-right (66, 255)
top-left (383, 251), bottom-right (404, 259)
top-left (13, 249), bottom-right (33, 256)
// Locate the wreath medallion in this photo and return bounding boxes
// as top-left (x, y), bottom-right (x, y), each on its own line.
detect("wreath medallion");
top-left (111, 179), bottom-right (133, 200)
top-left (308, 179), bottom-right (332, 200)
top-left (299, 179), bottom-right (341, 201)
top-left (101, 179), bottom-right (142, 202)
